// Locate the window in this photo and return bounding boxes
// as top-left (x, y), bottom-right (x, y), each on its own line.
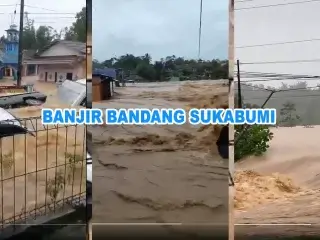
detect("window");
top-left (87, 46), bottom-right (92, 55)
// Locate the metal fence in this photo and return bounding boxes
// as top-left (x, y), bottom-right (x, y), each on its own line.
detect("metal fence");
top-left (0, 116), bottom-right (86, 231)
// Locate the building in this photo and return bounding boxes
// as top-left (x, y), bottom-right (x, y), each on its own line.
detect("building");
top-left (23, 40), bottom-right (86, 82)
top-left (92, 68), bottom-right (116, 101)
top-left (0, 24), bottom-right (19, 79)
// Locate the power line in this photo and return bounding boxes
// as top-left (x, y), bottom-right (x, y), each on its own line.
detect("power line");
top-left (240, 59), bottom-right (320, 65)
top-left (235, 0), bottom-right (320, 10)
top-left (31, 16), bottom-right (76, 19)
top-left (244, 78), bottom-right (320, 83)
top-left (238, 71), bottom-right (320, 78)
top-left (13, 1), bottom-right (19, 23)
top-left (24, 4), bottom-right (61, 12)
top-left (0, 4), bottom-right (17, 6)
top-left (237, 72), bottom-right (320, 80)
top-left (239, 72), bottom-right (320, 79)
top-left (0, 12), bottom-right (76, 15)
top-left (236, 38), bottom-right (320, 48)
top-left (245, 94), bottom-right (320, 100)
top-left (32, 21), bottom-right (74, 24)
top-left (238, 80), bottom-right (320, 91)
top-left (236, 0), bottom-right (258, 2)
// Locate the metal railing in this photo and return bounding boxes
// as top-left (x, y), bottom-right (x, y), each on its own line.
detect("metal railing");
top-left (0, 116), bottom-right (86, 232)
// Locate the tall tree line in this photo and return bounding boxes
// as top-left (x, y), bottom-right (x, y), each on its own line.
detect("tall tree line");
top-left (93, 54), bottom-right (228, 82)
top-left (3, 7), bottom-right (86, 52)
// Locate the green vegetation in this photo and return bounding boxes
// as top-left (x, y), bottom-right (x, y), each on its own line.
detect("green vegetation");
top-left (0, 151), bottom-right (14, 172)
top-left (0, 7), bottom-right (87, 51)
top-left (65, 152), bottom-right (84, 184)
top-left (279, 101), bottom-right (301, 127)
top-left (93, 54), bottom-right (228, 82)
top-left (235, 81), bottom-right (313, 161)
top-left (46, 170), bottom-right (65, 203)
top-left (235, 125), bottom-right (274, 162)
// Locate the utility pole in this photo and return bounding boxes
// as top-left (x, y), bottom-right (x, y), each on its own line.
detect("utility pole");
top-left (17, 0), bottom-right (24, 87)
top-left (236, 59), bottom-right (242, 108)
top-left (198, 0), bottom-right (203, 59)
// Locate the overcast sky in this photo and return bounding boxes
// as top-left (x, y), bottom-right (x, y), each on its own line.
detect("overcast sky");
top-left (235, 0), bottom-right (320, 87)
top-left (0, 0), bottom-right (84, 38)
top-left (93, 0), bottom-right (228, 62)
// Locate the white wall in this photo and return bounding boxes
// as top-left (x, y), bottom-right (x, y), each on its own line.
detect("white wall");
top-left (235, 0), bottom-right (320, 87)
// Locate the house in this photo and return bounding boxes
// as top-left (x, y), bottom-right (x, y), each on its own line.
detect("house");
top-left (22, 40), bottom-right (86, 82)
top-left (92, 68), bottom-right (116, 101)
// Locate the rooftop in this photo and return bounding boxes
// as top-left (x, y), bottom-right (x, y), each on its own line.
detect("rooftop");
top-left (93, 68), bottom-right (116, 79)
top-left (35, 40), bottom-right (86, 57)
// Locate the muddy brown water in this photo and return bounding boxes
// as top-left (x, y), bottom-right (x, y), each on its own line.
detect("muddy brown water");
top-left (89, 80), bottom-right (229, 230)
top-left (235, 126), bottom-right (320, 237)
top-left (0, 79), bottom-right (86, 223)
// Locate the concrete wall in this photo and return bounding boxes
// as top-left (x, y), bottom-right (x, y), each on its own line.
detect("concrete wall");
top-left (37, 61), bottom-right (85, 82)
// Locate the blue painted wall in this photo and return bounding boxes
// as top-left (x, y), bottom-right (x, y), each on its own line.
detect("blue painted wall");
top-left (3, 29), bottom-right (19, 65)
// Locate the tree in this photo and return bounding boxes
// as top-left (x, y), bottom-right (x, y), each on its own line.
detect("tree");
top-left (21, 7), bottom-right (86, 51)
top-left (279, 101), bottom-right (301, 127)
top-left (136, 63), bottom-right (156, 81)
top-left (22, 18), bottom-right (37, 50)
top-left (95, 53), bottom-right (228, 82)
top-left (235, 125), bottom-right (274, 161)
top-left (35, 26), bottom-right (59, 50)
top-left (64, 7), bottom-right (86, 42)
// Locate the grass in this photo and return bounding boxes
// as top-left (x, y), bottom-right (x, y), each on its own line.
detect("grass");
top-left (46, 170), bottom-right (65, 203)
top-left (0, 151), bottom-right (14, 173)
top-left (65, 152), bottom-right (84, 184)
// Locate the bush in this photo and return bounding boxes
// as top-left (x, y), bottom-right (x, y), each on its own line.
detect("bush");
top-left (235, 125), bottom-right (274, 161)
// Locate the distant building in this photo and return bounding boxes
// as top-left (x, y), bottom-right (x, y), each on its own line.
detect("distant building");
top-left (92, 68), bottom-right (116, 101)
top-left (22, 40), bottom-right (86, 82)
top-left (0, 24), bottom-right (19, 79)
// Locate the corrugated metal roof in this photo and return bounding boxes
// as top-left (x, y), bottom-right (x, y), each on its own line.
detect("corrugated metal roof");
top-left (35, 40), bottom-right (85, 57)
top-left (23, 49), bottom-right (36, 60)
top-left (93, 68), bottom-right (116, 78)
top-left (61, 40), bottom-right (86, 54)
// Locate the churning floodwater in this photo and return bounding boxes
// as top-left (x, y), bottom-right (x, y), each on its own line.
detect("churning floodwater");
top-left (89, 81), bottom-right (229, 232)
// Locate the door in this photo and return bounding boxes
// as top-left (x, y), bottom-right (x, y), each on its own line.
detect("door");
top-left (5, 68), bottom-right (10, 76)
top-left (66, 72), bottom-right (73, 80)
top-left (55, 72), bottom-right (58, 82)
top-left (45, 72), bottom-right (48, 81)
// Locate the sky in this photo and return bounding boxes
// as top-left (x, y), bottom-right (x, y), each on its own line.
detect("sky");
top-left (0, 0), bottom-right (84, 38)
top-left (92, 0), bottom-right (228, 62)
top-left (235, 0), bottom-right (320, 87)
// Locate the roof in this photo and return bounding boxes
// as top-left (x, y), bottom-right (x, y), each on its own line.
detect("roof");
top-left (35, 40), bottom-right (86, 57)
top-left (5, 28), bottom-right (18, 33)
top-left (93, 68), bottom-right (116, 79)
top-left (22, 49), bottom-right (36, 60)
top-left (5, 24), bottom-right (18, 32)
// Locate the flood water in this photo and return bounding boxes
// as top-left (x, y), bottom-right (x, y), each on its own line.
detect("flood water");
top-left (89, 80), bottom-right (229, 233)
top-left (0, 78), bottom-right (86, 239)
top-left (235, 126), bottom-right (320, 237)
